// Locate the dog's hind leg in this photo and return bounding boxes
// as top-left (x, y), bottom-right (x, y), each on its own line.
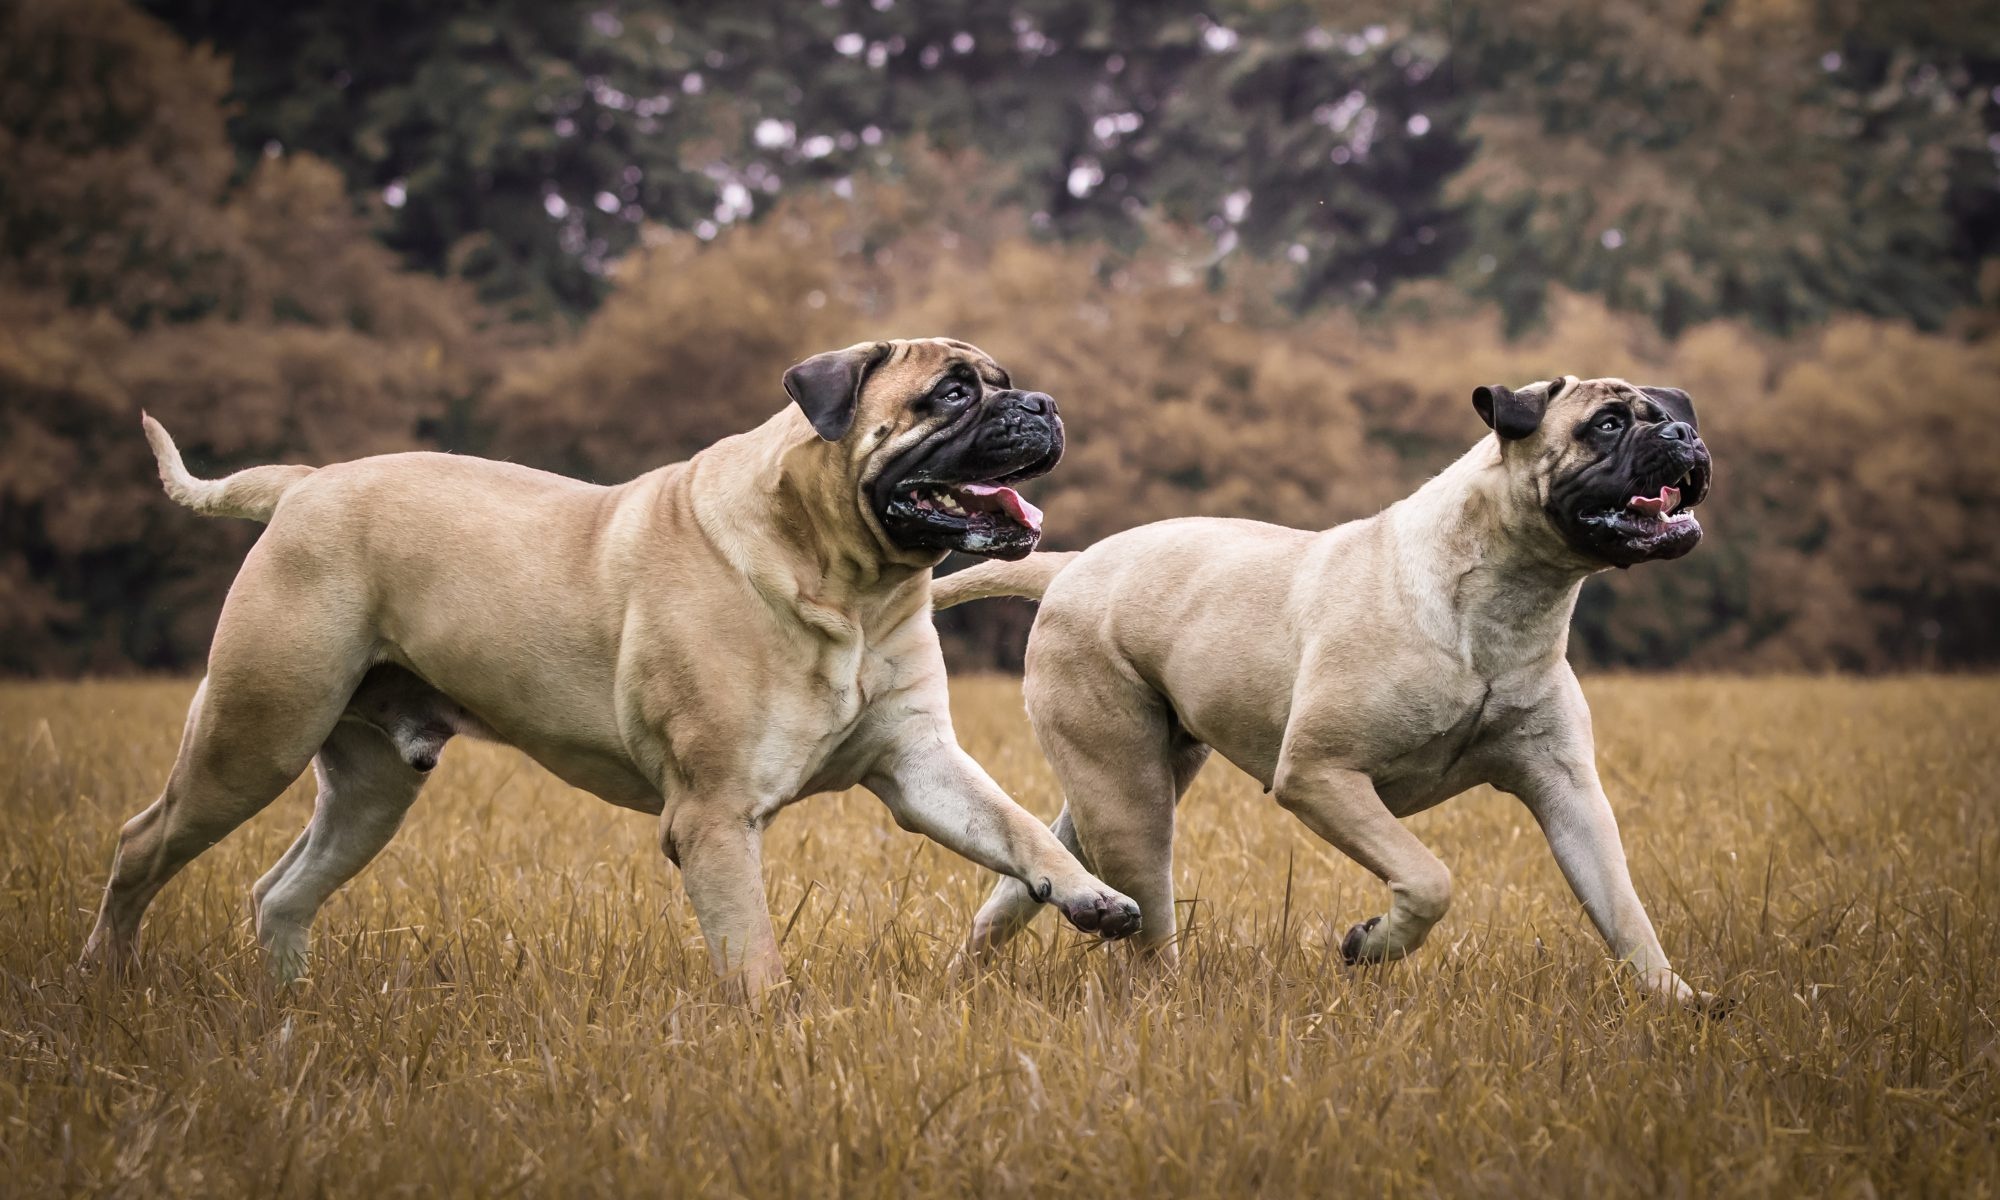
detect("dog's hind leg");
top-left (81, 569), bottom-right (372, 974)
top-left (252, 719), bottom-right (428, 981)
top-left (970, 665), bottom-right (1202, 960)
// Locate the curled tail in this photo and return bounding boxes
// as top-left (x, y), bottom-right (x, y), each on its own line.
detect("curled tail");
top-left (142, 414), bottom-right (314, 523)
top-left (932, 551), bottom-right (1080, 609)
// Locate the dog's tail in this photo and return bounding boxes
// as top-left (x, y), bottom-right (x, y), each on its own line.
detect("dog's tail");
top-left (932, 552), bottom-right (1081, 610)
top-left (141, 413), bottom-right (315, 523)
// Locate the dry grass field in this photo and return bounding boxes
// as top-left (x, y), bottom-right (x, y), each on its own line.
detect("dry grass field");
top-left (1, 675), bottom-right (1995, 1197)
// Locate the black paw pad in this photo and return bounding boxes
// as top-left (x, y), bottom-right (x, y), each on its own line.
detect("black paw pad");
top-left (1340, 916), bottom-right (1383, 964)
top-left (1059, 895), bottom-right (1143, 940)
top-left (1097, 900), bottom-right (1142, 940)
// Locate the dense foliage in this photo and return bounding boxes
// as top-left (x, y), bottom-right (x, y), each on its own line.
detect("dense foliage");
top-left (1, 0), bottom-right (497, 671)
top-left (3, 0), bottom-right (1997, 673)
top-left (142, 0), bottom-right (2000, 333)
top-left (492, 188), bottom-right (2000, 671)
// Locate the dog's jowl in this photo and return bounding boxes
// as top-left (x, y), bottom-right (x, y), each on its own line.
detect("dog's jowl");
top-left (936, 376), bottom-right (1724, 1011)
top-left (82, 338), bottom-right (1140, 997)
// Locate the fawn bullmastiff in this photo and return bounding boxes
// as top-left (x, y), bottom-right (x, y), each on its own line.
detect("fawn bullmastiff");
top-left (83, 337), bottom-right (1141, 997)
top-left (937, 376), bottom-right (1723, 1009)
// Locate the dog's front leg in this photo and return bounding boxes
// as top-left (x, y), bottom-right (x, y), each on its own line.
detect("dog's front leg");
top-left (1508, 755), bottom-right (1721, 1012)
top-left (661, 803), bottom-right (785, 1002)
top-left (864, 730), bottom-right (1141, 940)
top-left (1271, 751), bottom-right (1453, 963)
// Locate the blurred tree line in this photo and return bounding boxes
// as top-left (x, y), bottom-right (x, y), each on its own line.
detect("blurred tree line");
top-left (4, 0), bottom-right (1997, 674)
top-left (138, 0), bottom-right (2000, 332)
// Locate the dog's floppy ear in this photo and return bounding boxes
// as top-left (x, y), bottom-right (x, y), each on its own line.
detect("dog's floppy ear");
top-left (783, 341), bottom-right (890, 441)
top-left (1471, 381), bottom-right (1550, 441)
top-left (1640, 385), bottom-right (1698, 431)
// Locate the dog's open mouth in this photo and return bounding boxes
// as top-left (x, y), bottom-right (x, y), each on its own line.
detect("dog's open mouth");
top-left (879, 455), bottom-right (1055, 559)
top-left (1580, 463), bottom-right (1707, 550)
top-left (899, 482), bottom-right (1043, 537)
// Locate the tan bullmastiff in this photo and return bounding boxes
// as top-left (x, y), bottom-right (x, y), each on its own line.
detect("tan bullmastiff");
top-left (937, 376), bottom-right (1724, 1009)
top-left (82, 337), bottom-right (1141, 997)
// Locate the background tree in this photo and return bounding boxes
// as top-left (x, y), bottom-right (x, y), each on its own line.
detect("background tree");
top-left (1439, 0), bottom-right (2000, 335)
top-left (142, 0), bottom-right (1475, 321)
top-left (142, 0), bottom-right (1997, 336)
top-left (1, 0), bottom-right (495, 673)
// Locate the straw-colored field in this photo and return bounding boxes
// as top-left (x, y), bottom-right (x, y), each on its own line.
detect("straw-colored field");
top-left (1, 675), bottom-right (1994, 1196)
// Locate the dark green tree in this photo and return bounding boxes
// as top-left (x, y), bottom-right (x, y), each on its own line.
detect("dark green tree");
top-left (1435, 0), bottom-right (1999, 335)
top-left (144, 0), bottom-right (1473, 321)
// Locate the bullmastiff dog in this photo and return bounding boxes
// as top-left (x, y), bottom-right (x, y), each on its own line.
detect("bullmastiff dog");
top-left (82, 337), bottom-right (1142, 997)
top-left (936, 376), bottom-right (1721, 1008)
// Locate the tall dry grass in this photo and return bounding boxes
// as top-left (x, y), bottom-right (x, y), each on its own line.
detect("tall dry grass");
top-left (1, 675), bottom-right (1995, 1196)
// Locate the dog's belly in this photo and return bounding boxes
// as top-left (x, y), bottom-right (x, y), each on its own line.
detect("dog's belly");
top-left (506, 739), bottom-right (663, 814)
top-left (1191, 671), bottom-right (1520, 818)
top-left (355, 659), bottom-right (665, 811)
top-left (1370, 747), bottom-right (1487, 817)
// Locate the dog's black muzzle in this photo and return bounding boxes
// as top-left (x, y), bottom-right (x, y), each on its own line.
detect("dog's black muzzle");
top-left (873, 391), bottom-right (1065, 560)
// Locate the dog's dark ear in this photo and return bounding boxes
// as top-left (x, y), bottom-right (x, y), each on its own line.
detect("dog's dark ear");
top-left (1640, 386), bottom-right (1698, 431)
top-left (783, 342), bottom-right (889, 441)
top-left (1472, 383), bottom-right (1549, 441)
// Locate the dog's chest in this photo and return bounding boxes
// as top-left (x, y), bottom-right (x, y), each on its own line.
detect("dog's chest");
top-left (742, 638), bottom-right (893, 808)
top-left (1370, 683), bottom-right (1535, 815)
top-left (810, 634), bottom-right (872, 728)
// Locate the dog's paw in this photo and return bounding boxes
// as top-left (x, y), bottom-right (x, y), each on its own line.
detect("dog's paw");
top-left (76, 930), bottom-right (133, 981)
top-left (1056, 887), bottom-right (1143, 940)
top-left (1641, 968), bottom-right (1733, 1019)
top-left (1667, 986), bottom-right (1734, 1020)
top-left (259, 926), bottom-right (311, 985)
top-left (1340, 915), bottom-right (1384, 964)
top-left (1693, 990), bottom-right (1736, 1020)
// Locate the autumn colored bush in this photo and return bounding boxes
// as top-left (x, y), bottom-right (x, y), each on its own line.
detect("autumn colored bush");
top-left (0, 0), bottom-right (497, 673)
top-left (477, 186), bottom-right (2000, 671)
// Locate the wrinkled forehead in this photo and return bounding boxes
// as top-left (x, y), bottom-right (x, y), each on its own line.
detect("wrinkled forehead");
top-left (866, 338), bottom-right (1011, 398)
top-left (1557, 376), bottom-right (1697, 428)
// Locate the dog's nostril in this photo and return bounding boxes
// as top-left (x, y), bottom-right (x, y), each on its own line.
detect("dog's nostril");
top-left (1659, 421), bottom-right (1693, 442)
top-left (1017, 391), bottom-right (1054, 415)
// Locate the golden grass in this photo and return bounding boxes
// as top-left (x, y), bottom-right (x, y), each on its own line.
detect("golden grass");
top-left (1, 675), bottom-right (1995, 1196)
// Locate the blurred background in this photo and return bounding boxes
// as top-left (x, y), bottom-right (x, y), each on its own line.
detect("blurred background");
top-left (3, 0), bottom-right (1996, 676)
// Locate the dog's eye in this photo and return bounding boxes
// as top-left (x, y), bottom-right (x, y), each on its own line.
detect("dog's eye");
top-left (936, 381), bottom-right (974, 405)
top-left (1594, 412), bottom-right (1624, 433)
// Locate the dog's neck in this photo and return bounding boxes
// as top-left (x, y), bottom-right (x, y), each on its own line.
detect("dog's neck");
top-left (1382, 438), bottom-right (1596, 675)
top-left (686, 411), bottom-right (932, 640)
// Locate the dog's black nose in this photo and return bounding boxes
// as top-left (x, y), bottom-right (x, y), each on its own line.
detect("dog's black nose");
top-left (1659, 421), bottom-right (1694, 442)
top-left (1016, 391), bottom-right (1055, 415)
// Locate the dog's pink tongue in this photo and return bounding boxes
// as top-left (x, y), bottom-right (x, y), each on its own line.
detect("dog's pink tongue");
top-left (960, 483), bottom-right (1043, 534)
top-left (1627, 484), bottom-right (1681, 517)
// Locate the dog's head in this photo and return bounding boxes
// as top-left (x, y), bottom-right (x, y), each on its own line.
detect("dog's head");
top-left (783, 337), bottom-right (1063, 562)
top-left (1473, 375), bottom-right (1713, 568)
